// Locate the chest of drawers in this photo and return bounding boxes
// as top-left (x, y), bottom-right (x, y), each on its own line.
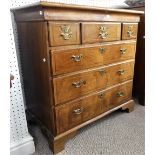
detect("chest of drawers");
top-left (12, 2), bottom-right (143, 154)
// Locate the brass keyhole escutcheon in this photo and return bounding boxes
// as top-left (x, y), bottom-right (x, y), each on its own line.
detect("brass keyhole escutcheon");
top-left (98, 93), bottom-right (104, 99)
top-left (99, 47), bottom-right (105, 54)
top-left (98, 69), bottom-right (107, 76)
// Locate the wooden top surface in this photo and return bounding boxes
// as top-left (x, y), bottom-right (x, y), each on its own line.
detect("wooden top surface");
top-left (11, 1), bottom-right (144, 14)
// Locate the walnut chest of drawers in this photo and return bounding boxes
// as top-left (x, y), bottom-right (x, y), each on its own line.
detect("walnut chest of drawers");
top-left (12, 2), bottom-right (143, 154)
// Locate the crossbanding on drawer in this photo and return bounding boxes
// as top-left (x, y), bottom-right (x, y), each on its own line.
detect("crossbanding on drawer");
top-left (82, 22), bottom-right (121, 44)
top-left (55, 80), bottom-right (133, 134)
top-left (53, 61), bottom-right (134, 105)
top-left (122, 23), bottom-right (138, 40)
top-left (51, 42), bottom-right (136, 75)
top-left (48, 22), bottom-right (80, 46)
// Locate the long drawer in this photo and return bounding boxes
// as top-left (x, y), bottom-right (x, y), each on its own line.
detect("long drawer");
top-left (55, 80), bottom-right (133, 134)
top-left (51, 42), bottom-right (136, 75)
top-left (53, 61), bottom-right (134, 105)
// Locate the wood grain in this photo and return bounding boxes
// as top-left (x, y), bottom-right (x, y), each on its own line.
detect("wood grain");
top-left (17, 22), bottom-right (56, 135)
top-left (82, 22), bottom-right (121, 44)
top-left (53, 61), bottom-right (134, 105)
top-left (48, 22), bottom-right (80, 46)
top-left (55, 80), bottom-right (133, 134)
top-left (122, 23), bottom-right (138, 40)
top-left (12, 2), bottom-right (143, 22)
top-left (51, 42), bottom-right (136, 75)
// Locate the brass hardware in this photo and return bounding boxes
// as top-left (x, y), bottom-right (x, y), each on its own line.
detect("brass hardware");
top-left (116, 92), bottom-right (124, 97)
top-left (99, 47), bottom-right (105, 54)
top-left (98, 93), bottom-right (104, 99)
top-left (71, 54), bottom-right (83, 62)
top-left (120, 48), bottom-right (127, 54)
top-left (127, 25), bottom-right (134, 38)
top-left (117, 70), bottom-right (125, 75)
top-left (60, 25), bottom-right (72, 40)
top-left (72, 80), bottom-right (86, 88)
top-left (98, 69), bottom-right (106, 76)
top-left (99, 26), bottom-right (108, 39)
top-left (73, 108), bottom-right (83, 115)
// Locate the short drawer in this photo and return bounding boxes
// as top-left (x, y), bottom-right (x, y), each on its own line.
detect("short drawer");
top-left (55, 81), bottom-right (132, 134)
top-left (53, 61), bottom-right (134, 105)
top-left (48, 22), bottom-right (80, 46)
top-left (82, 22), bottom-right (121, 44)
top-left (51, 42), bottom-right (136, 75)
top-left (122, 23), bottom-right (138, 40)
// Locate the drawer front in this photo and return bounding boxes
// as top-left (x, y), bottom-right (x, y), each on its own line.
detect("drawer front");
top-left (52, 46), bottom-right (103, 75)
top-left (102, 42), bottom-right (136, 64)
top-left (55, 81), bottom-right (132, 134)
top-left (122, 23), bottom-right (138, 40)
top-left (82, 22), bottom-right (121, 44)
top-left (53, 61), bottom-right (134, 105)
top-left (48, 22), bottom-right (80, 46)
top-left (108, 81), bottom-right (133, 109)
top-left (51, 42), bottom-right (136, 75)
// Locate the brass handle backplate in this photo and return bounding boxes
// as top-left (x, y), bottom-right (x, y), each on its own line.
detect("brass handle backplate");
top-left (116, 92), bottom-right (124, 97)
top-left (120, 48), bottom-right (127, 54)
top-left (72, 80), bottom-right (86, 88)
top-left (73, 108), bottom-right (83, 115)
top-left (98, 69), bottom-right (106, 76)
top-left (60, 25), bottom-right (72, 40)
top-left (71, 54), bottom-right (83, 62)
top-left (99, 47), bottom-right (105, 54)
top-left (117, 70), bottom-right (125, 75)
top-left (99, 26), bottom-right (108, 39)
top-left (127, 25), bottom-right (135, 38)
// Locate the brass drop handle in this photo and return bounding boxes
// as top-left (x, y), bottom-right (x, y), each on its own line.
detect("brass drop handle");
top-left (99, 47), bottom-right (105, 54)
top-left (116, 92), bottom-right (124, 97)
top-left (98, 69), bottom-right (106, 76)
top-left (127, 25), bottom-right (135, 38)
top-left (99, 26), bottom-right (108, 39)
top-left (71, 54), bottom-right (83, 62)
top-left (128, 31), bottom-right (133, 37)
top-left (120, 48), bottom-right (127, 54)
top-left (60, 25), bottom-right (72, 40)
top-left (98, 93), bottom-right (104, 99)
top-left (117, 70), bottom-right (125, 75)
top-left (72, 80), bottom-right (86, 88)
top-left (73, 108), bottom-right (83, 115)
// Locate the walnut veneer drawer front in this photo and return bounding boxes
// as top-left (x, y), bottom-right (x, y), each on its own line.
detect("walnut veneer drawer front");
top-left (53, 61), bottom-right (134, 105)
top-left (52, 42), bottom-right (136, 75)
top-left (55, 81), bottom-right (132, 134)
top-left (82, 22), bottom-right (121, 44)
top-left (48, 22), bottom-right (80, 46)
top-left (122, 23), bottom-right (138, 40)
